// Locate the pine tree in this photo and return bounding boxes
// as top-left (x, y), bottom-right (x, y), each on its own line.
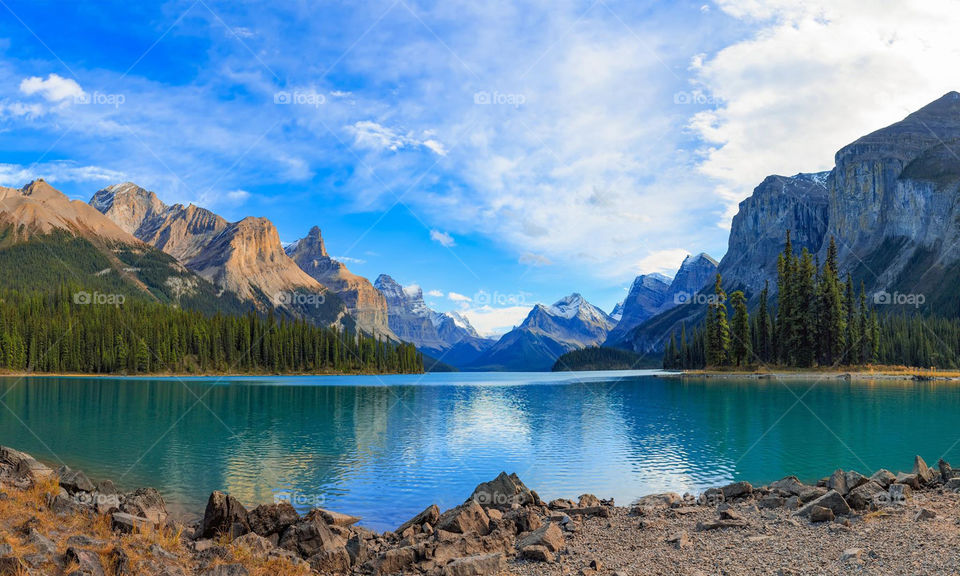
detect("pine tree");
top-left (730, 290), bottom-right (750, 367)
top-left (706, 274), bottom-right (730, 367)
top-left (756, 280), bottom-right (772, 363)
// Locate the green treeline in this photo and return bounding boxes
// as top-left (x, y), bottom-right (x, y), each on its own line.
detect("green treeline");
top-left (665, 233), bottom-right (880, 369)
top-left (0, 285), bottom-right (422, 375)
top-left (552, 346), bottom-right (654, 371)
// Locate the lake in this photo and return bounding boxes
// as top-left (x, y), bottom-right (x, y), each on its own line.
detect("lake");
top-left (1, 371), bottom-right (958, 530)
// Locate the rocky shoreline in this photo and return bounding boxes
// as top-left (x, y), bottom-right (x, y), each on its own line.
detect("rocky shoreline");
top-left (665, 370), bottom-right (960, 382)
top-left (2, 446), bottom-right (960, 575)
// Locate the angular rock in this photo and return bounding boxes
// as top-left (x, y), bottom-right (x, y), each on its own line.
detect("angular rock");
top-left (468, 472), bottom-right (537, 509)
top-left (632, 492), bottom-right (681, 510)
top-left (307, 547), bottom-right (351, 573)
top-left (201, 491), bottom-right (250, 539)
top-left (376, 547), bottom-right (417, 574)
top-left (795, 490), bottom-right (850, 517)
top-left (278, 516), bottom-right (345, 559)
top-left (504, 508), bottom-right (541, 532)
top-left (938, 458), bottom-right (955, 481)
top-left (247, 501), bottom-right (299, 538)
top-left (521, 544), bottom-right (554, 562)
top-left (895, 473), bottom-right (920, 490)
top-left (946, 478), bottom-right (960, 493)
top-left (517, 522), bottom-right (565, 553)
top-left (809, 506), bottom-right (834, 523)
top-left (57, 466), bottom-right (96, 494)
top-left (0, 446), bottom-right (54, 481)
top-left (869, 469), bottom-right (896, 488)
top-left (758, 495), bottom-right (785, 509)
top-left (395, 504), bottom-right (440, 536)
top-left (548, 498), bottom-right (575, 510)
top-left (721, 481), bottom-right (753, 500)
top-left (913, 455), bottom-right (934, 484)
top-left (120, 488), bottom-right (167, 525)
top-left (346, 534), bottom-right (367, 566)
top-left (844, 471), bottom-right (869, 493)
top-left (769, 476), bottom-right (805, 495)
top-left (846, 481), bottom-right (885, 510)
top-left (442, 553), bottom-right (503, 576)
top-left (915, 508), bottom-right (936, 521)
top-left (66, 547), bottom-right (106, 576)
top-left (578, 494), bottom-right (601, 508)
top-left (232, 532), bottom-right (274, 559)
top-left (666, 530), bottom-right (689, 549)
top-left (436, 500), bottom-right (490, 536)
top-left (826, 470), bottom-right (848, 496)
top-left (111, 512), bottom-right (152, 534)
top-left (566, 506), bottom-right (611, 518)
top-left (310, 508), bottom-right (360, 528)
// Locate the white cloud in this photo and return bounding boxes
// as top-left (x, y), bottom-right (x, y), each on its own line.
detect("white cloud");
top-left (347, 121), bottom-right (447, 156)
top-left (447, 291), bottom-right (472, 302)
top-left (402, 283), bottom-right (421, 298)
top-left (333, 255), bottom-right (366, 264)
top-left (427, 289), bottom-right (444, 297)
top-left (0, 161), bottom-right (126, 187)
top-left (636, 248), bottom-right (691, 276)
top-left (19, 74), bottom-right (83, 102)
top-left (459, 305), bottom-right (531, 338)
top-left (429, 229), bottom-right (456, 247)
top-left (226, 189), bottom-right (251, 202)
top-left (692, 0), bottom-right (960, 222)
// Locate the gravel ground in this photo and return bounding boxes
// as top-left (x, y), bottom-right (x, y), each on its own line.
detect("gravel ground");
top-left (509, 491), bottom-right (960, 576)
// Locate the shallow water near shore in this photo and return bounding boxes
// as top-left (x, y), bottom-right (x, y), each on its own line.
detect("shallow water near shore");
top-left (2, 371), bottom-right (959, 531)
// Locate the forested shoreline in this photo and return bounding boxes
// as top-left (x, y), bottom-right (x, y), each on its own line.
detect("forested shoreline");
top-left (0, 285), bottom-right (422, 375)
top-left (665, 232), bottom-right (960, 370)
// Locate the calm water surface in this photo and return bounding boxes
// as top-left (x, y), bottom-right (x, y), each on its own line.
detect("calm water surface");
top-left (1, 371), bottom-right (959, 530)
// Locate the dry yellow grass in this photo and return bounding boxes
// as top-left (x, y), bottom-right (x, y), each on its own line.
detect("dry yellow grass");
top-left (0, 476), bottom-right (308, 576)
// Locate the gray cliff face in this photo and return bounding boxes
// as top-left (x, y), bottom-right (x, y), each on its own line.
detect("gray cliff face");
top-left (669, 253), bottom-right (719, 300)
top-left (605, 274), bottom-right (670, 344)
top-left (717, 173), bottom-right (830, 295)
top-left (828, 91), bottom-right (960, 291)
top-left (373, 275), bottom-right (492, 364)
top-left (606, 255), bottom-right (717, 346)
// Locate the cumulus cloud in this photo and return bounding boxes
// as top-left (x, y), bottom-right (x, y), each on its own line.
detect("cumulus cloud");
top-left (19, 74), bottom-right (83, 102)
top-left (427, 289), bottom-right (444, 297)
top-left (692, 0), bottom-right (960, 224)
top-left (429, 229), bottom-right (456, 247)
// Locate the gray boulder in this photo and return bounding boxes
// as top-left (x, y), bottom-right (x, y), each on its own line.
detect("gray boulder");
top-left (200, 491), bottom-right (250, 539)
top-left (795, 490), bottom-right (850, 517)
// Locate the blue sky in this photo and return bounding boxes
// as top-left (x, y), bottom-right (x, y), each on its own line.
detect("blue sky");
top-left (2, 0), bottom-right (959, 335)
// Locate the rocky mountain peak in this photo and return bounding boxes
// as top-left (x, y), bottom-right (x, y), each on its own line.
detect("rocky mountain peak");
top-left (288, 226), bottom-right (328, 259)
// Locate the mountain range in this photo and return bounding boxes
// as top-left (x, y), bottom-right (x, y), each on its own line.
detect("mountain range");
top-left (622, 91), bottom-right (960, 354)
top-left (3, 92), bottom-right (959, 370)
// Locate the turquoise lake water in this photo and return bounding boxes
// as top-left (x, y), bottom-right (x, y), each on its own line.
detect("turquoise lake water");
top-left (1, 371), bottom-right (959, 530)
